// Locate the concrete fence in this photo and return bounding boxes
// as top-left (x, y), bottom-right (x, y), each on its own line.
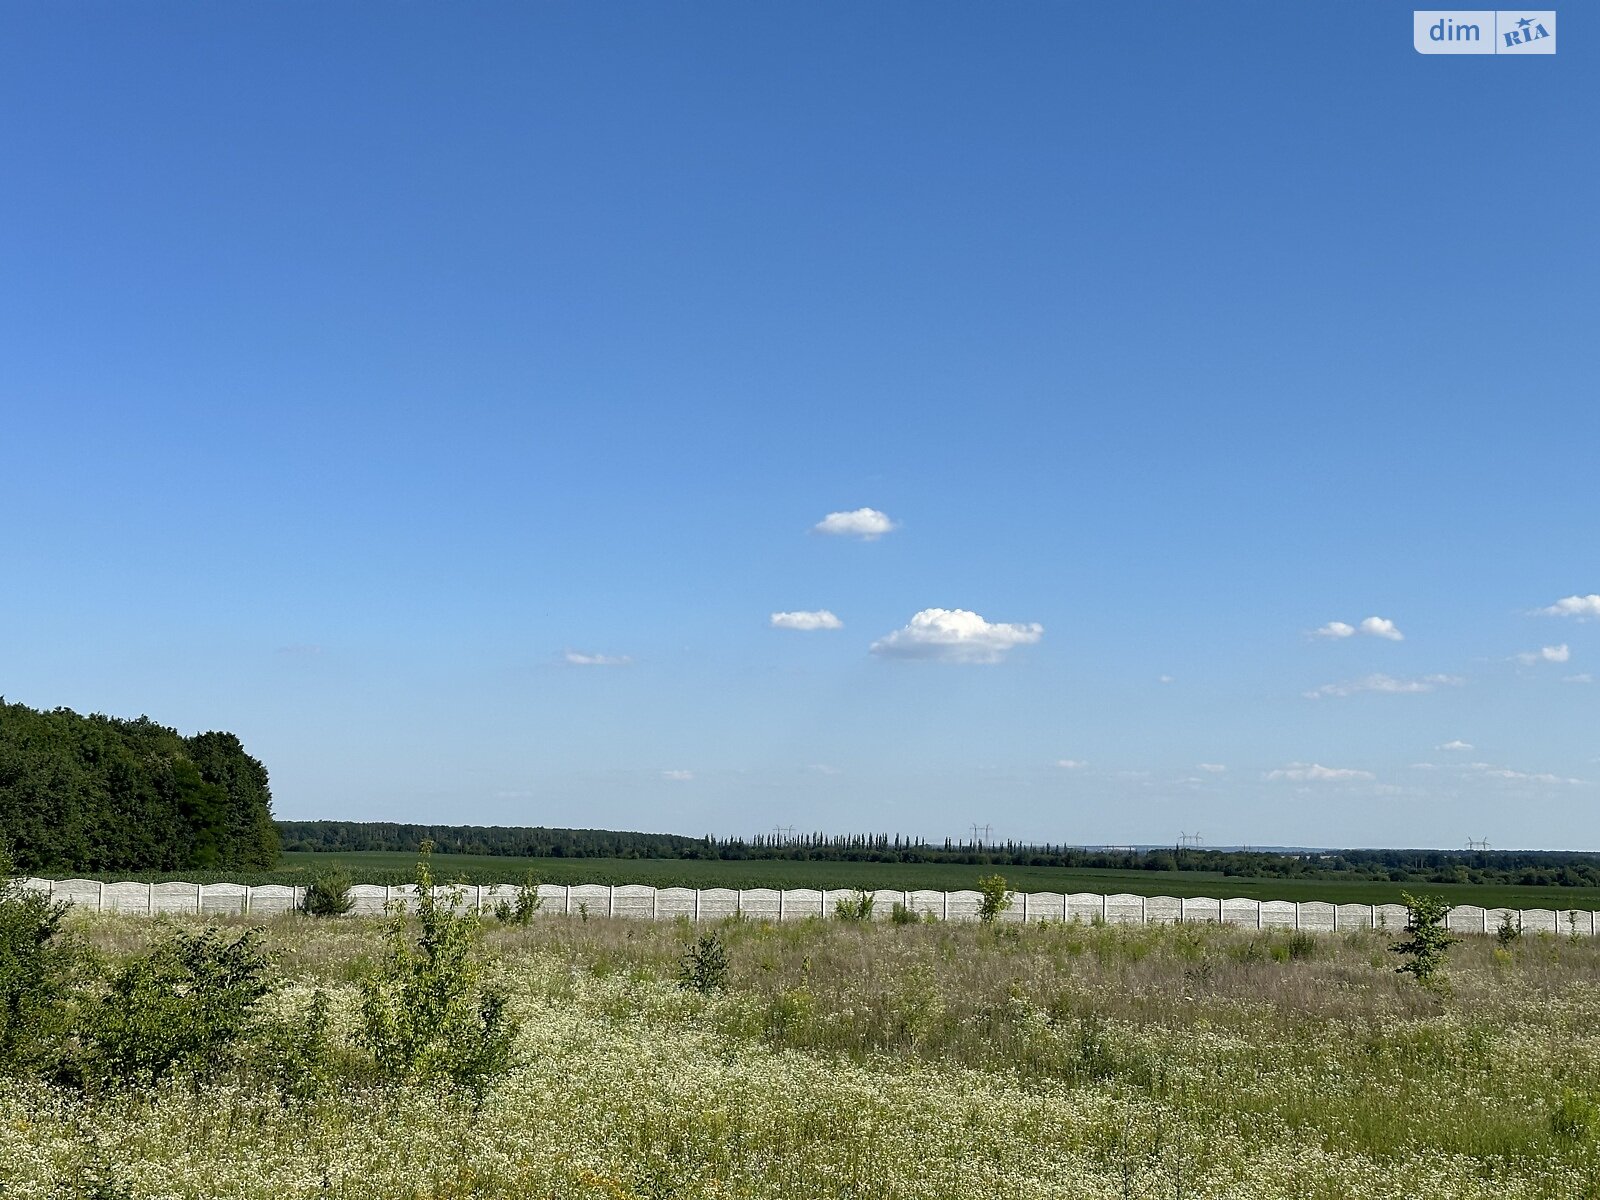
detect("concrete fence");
top-left (16, 878), bottom-right (1598, 935)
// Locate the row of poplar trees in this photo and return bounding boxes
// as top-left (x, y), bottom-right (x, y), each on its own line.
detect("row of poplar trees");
top-left (0, 699), bottom-right (278, 873)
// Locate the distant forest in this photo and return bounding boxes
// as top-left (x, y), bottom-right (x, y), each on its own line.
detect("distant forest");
top-left (279, 821), bottom-right (1600, 889)
top-left (0, 700), bottom-right (278, 872)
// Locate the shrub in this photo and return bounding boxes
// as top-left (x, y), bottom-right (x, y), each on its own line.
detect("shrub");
top-left (77, 925), bottom-right (275, 1089)
top-left (677, 932), bottom-right (729, 994)
top-left (976, 874), bottom-right (1014, 925)
top-left (1496, 909), bottom-right (1522, 947)
top-left (833, 891), bottom-right (875, 922)
top-left (890, 902), bottom-right (918, 925)
top-left (261, 988), bottom-right (336, 1105)
top-left (1390, 893), bottom-right (1458, 986)
top-left (359, 850), bottom-right (517, 1098)
top-left (492, 871), bottom-right (543, 925)
top-left (0, 843), bottom-right (79, 1076)
top-left (301, 871), bottom-right (354, 917)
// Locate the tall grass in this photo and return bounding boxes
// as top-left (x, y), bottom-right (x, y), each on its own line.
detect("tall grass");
top-left (5, 911), bottom-right (1599, 1198)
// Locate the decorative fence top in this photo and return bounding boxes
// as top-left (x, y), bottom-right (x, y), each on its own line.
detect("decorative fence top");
top-left (15, 878), bottom-right (1598, 935)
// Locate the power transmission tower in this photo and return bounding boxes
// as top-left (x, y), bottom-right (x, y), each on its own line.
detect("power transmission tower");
top-left (1466, 837), bottom-right (1491, 852)
top-left (1178, 831), bottom-right (1204, 850)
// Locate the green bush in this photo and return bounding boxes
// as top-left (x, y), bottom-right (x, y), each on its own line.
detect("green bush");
top-left (492, 870), bottom-right (543, 925)
top-left (833, 890), bottom-right (875, 922)
top-left (77, 925), bottom-right (275, 1089)
top-left (890, 901), bottom-right (918, 925)
top-left (677, 932), bottom-right (730, 994)
top-left (359, 850), bottom-right (517, 1098)
top-left (976, 874), bottom-right (1013, 925)
top-left (0, 845), bottom-right (79, 1076)
top-left (301, 871), bottom-right (354, 917)
top-left (1496, 909), bottom-right (1522, 947)
top-left (1391, 893), bottom-right (1458, 986)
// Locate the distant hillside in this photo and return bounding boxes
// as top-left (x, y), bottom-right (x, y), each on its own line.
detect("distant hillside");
top-left (0, 699), bottom-right (278, 872)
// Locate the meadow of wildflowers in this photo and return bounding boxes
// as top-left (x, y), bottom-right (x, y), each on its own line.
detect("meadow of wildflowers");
top-left (4, 904), bottom-right (1600, 1199)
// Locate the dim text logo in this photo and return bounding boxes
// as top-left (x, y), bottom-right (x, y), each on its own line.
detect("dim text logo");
top-left (1414, 10), bottom-right (1556, 53)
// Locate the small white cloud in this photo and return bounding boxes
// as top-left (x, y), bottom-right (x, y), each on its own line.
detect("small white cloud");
top-left (1305, 673), bottom-right (1463, 699)
top-left (661, 769), bottom-right (694, 782)
top-left (770, 610), bottom-right (843, 631)
top-left (1359, 616), bottom-right (1404, 641)
top-left (1515, 644), bottom-right (1570, 665)
top-left (870, 608), bottom-right (1043, 664)
top-left (1539, 594), bottom-right (1600, 619)
top-left (813, 508), bottom-right (898, 540)
top-left (1056, 759), bottom-right (1089, 770)
top-left (1265, 762), bottom-right (1375, 782)
top-left (565, 650), bottom-right (633, 667)
top-left (1158, 674), bottom-right (1175, 684)
top-left (1196, 763), bottom-right (1227, 773)
top-left (1314, 617), bottom-right (1403, 641)
top-left (1564, 673), bottom-right (1594, 685)
top-left (1465, 762), bottom-right (1584, 786)
top-left (1437, 740), bottom-right (1474, 751)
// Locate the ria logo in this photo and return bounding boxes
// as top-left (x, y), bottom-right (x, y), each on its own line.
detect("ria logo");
top-left (1414, 10), bottom-right (1556, 54)
top-left (1501, 13), bottom-right (1552, 47)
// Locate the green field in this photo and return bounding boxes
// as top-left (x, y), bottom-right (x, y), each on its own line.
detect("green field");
top-left (43, 849), bottom-right (1600, 911)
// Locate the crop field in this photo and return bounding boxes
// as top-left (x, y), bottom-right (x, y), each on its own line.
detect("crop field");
top-left (5, 894), bottom-right (1600, 1199)
top-left (48, 849), bottom-right (1600, 911)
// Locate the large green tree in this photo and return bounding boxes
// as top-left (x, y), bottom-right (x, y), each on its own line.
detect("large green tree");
top-left (0, 700), bottom-right (278, 873)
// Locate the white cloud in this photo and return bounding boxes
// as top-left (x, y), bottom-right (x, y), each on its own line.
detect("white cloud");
top-left (1313, 617), bottom-right (1403, 640)
top-left (813, 508), bottom-right (897, 540)
top-left (565, 650), bottom-right (633, 667)
top-left (1539, 594), bottom-right (1600, 619)
top-left (1196, 763), bottom-right (1227, 773)
top-left (870, 608), bottom-right (1043, 664)
top-left (770, 610), bottom-right (843, 631)
top-left (1158, 674), bottom-right (1175, 684)
top-left (1265, 762), bottom-right (1375, 782)
top-left (1304, 673), bottom-right (1464, 699)
top-left (661, 769), bottom-right (694, 782)
top-left (1437, 740), bottom-right (1474, 751)
top-left (1359, 616), bottom-right (1404, 641)
top-left (1465, 762), bottom-right (1585, 786)
top-left (1564, 673), bottom-right (1594, 685)
top-left (1515, 644), bottom-right (1570, 665)
top-left (1056, 759), bottom-right (1089, 770)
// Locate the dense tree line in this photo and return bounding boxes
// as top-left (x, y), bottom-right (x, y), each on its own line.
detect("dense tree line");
top-left (278, 822), bottom-right (1600, 889)
top-left (0, 700), bottom-right (278, 872)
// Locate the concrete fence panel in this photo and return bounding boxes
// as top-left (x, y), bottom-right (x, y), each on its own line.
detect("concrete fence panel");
top-left (696, 887), bottom-right (737, 920)
top-left (1260, 900), bottom-right (1297, 930)
top-left (613, 884), bottom-right (656, 920)
top-left (1298, 902), bottom-right (1336, 932)
top-left (1180, 896), bottom-right (1221, 924)
top-left (1373, 903), bottom-right (1407, 930)
top-left (1066, 893), bottom-right (1104, 923)
top-left (201, 882), bottom-right (249, 916)
top-left (1145, 895), bottom-right (1182, 925)
top-left (782, 888), bottom-right (824, 920)
top-left (656, 887), bottom-right (696, 920)
top-left (1024, 892), bottom-right (1067, 923)
top-left (1448, 905), bottom-right (1488, 935)
top-left (1335, 903), bottom-right (1374, 930)
top-left (738, 888), bottom-right (780, 921)
top-left (871, 889), bottom-right (907, 920)
top-left (1219, 898), bottom-right (1258, 928)
top-left (946, 890), bottom-right (983, 922)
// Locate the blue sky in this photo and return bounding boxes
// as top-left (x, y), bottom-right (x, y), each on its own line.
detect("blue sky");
top-left (2, 3), bottom-right (1595, 848)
